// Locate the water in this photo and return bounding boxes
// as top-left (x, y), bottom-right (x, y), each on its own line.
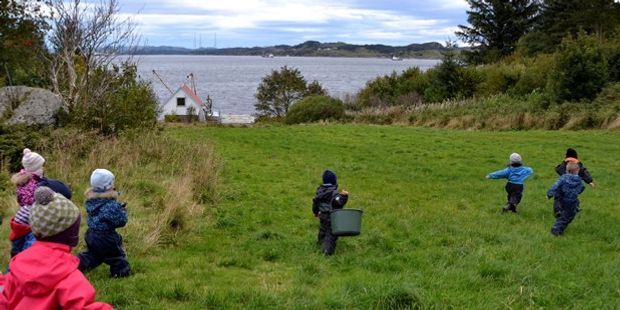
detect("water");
top-left (135, 55), bottom-right (440, 115)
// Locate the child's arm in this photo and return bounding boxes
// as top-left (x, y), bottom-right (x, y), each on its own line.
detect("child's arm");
top-left (547, 179), bottom-right (563, 199)
top-left (333, 191), bottom-right (348, 208)
top-left (579, 166), bottom-right (594, 186)
top-left (486, 168), bottom-right (509, 179)
top-left (102, 202), bottom-right (128, 228)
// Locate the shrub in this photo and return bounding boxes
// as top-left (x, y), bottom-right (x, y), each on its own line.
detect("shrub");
top-left (285, 95), bottom-right (345, 124)
top-left (63, 63), bottom-right (159, 135)
top-left (547, 32), bottom-right (608, 103)
top-left (255, 66), bottom-right (318, 118)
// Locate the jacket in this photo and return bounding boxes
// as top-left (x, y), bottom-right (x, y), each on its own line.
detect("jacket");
top-left (11, 171), bottom-right (40, 208)
top-left (547, 174), bottom-right (585, 204)
top-left (554, 158), bottom-right (593, 184)
top-left (487, 165), bottom-right (534, 185)
top-left (312, 185), bottom-right (348, 216)
top-left (84, 189), bottom-right (127, 231)
top-left (0, 241), bottom-right (113, 310)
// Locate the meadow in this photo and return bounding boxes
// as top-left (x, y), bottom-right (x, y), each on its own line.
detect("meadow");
top-left (2, 124), bottom-right (620, 308)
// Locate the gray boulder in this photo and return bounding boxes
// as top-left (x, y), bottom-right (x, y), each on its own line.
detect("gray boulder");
top-left (0, 86), bottom-right (64, 126)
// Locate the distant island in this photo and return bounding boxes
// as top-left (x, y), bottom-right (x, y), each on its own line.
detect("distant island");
top-left (135, 40), bottom-right (447, 58)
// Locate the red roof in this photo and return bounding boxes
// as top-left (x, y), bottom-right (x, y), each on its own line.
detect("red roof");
top-left (179, 84), bottom-right (203, 105)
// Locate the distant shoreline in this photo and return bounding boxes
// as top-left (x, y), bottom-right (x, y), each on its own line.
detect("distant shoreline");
top-left (134, 40), bottom-right (451, 59)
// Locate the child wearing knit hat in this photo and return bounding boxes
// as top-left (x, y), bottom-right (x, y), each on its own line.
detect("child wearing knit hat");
top-left (78, 169), bottom-right (131, 277)
top-left (0, 187), bottom-right (113, 309)
top-left (8, 148), bottom-right (46, 257)
top-left (486, 152), bottom-right (534, 213)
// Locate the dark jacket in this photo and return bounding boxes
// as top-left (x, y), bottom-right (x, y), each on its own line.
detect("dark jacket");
top-left (555, 159), bottom-right (593, 184)
top-left (84, 189), bottom-right (127, 231)
top-left (547, 174), bottom-right (585, 205)
top-left (38, 177), bottom-right (72, 200)
top-left (312, 185), bottom-right (348, 216)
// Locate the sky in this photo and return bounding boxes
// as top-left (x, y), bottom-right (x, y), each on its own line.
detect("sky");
top-left (115, 0), bottom-right (470, 48)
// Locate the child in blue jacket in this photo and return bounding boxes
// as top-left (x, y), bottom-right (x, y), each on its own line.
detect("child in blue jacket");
top-left (547, 162), bottom-right (585, 236)
top-left (486, 153), bottom-right (534, 213)
top-left (78, 169), bottom-right (130, 277)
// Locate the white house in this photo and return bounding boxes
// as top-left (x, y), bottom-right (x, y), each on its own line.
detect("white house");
top-left (160, 84), bottom-right (208, 122)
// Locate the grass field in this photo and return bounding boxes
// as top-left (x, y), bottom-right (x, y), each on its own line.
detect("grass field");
top-left (3, 125), bottom-right (620, 308)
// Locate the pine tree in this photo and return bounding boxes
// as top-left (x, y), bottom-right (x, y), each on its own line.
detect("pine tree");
top-left (456, 0), bottom-right (540, 64)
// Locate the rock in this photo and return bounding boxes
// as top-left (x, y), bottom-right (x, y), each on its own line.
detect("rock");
top-left (0, 86), bottom-right (64, 126)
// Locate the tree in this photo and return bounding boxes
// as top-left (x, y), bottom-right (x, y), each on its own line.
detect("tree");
top-left (255, 66), bottom-right (326, 117)
top-left (0, 0), bottom-right (49, 87)
top-left (46, 0), bottom-right (139, 114)
top-left (521, 0), bottom-right (620, 54)
top-left (547, 32), bottom-right (608, 103)
top-left (456, 0), bottom-right (540, 64)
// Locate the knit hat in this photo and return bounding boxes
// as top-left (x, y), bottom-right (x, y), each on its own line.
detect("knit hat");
top-left (509, 153), bottom-right (522, 164)
top-left (90, 168), bottom-right (115, 193)
top-left (22, 148), bottom-right (45, 176)
top-left (565, 148), bottom-right (578, 159)
top-left (38, 178), bottom-right (72, 199)
top-left (322, 169), bottom-right (337, 185)
top-left (30, 186), bottom-right (81, 240)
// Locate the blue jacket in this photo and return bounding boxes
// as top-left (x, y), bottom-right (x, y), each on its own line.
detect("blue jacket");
top-left (84, 189), bottom-right (127, 231)
top-left (487, 165), bottom-right (534, 184)
top-left (547, 174), bottom-right (585, 204)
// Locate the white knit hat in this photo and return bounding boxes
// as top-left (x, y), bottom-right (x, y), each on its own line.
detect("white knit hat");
top-left (22, 148), bottom-right (45, 176)
top-left (90, 168), bottom-right (115, 193)
top-left (509, 153), bottom-right (522, 164)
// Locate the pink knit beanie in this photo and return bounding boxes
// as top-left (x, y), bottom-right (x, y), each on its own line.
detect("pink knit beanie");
top-left (22, 148), bottom-right (45, 176)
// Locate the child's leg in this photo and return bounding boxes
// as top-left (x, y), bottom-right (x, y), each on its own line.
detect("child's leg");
top-left (553, 197), bottom-right (562, 218)
top-left (99, 231), bottom-right (131, 277)
top-left (319, 213), bottom-right (337, 255)
top-left (551, 202), bottom-right (578, 235)
top-left (317, 218), bottom-right (326, 245)
top-left (78, 229), bottom-right (104, 272)
top-left (504, 183), bottom-right (523, 212)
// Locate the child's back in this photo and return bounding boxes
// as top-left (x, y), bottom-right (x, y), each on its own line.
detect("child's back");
top-left (548, 162), bottom-right (585, 236)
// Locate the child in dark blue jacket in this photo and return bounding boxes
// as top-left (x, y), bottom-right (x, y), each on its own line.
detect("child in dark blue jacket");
top-left (547, 162), bottom-right (585, 236)
top-left (312, 170), bottom-right (348, 256)
top-left (486, 153), bottom-right (534, 213)
top-left (552, 148), bottom-right (594, 217)
top-left (78, 169), bottom-right (130, 277)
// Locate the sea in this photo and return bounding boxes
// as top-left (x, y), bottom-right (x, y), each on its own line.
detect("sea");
top-left (134, 55), bottom-right (441, 115)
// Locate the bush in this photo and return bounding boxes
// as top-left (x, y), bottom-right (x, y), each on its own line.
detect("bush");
top-left (547, 32), bottom-right (608, 103)
top-left (0, 125), bottom-right (46, 173)
top-left (63, 63), bottom-right (159, 136)
top-left (285, 96), bottom-right (345, 124)
top-left (255, 66), bottom-right (325, 118)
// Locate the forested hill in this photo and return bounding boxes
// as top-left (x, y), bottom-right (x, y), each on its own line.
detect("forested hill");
top-left (136, 41), bottom-right (447, 58)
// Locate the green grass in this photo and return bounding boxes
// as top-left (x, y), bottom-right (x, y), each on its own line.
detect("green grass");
top-left (4, 125), bottom-right (620, 308)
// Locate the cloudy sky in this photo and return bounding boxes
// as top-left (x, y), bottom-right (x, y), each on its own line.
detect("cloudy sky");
top-left (117, 0), bottom-right (470, 48)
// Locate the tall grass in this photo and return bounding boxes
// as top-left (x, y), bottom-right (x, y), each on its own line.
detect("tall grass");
top-left (0, 128), bottom-right (221, 262)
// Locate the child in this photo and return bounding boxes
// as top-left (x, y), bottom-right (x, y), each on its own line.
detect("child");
top-left (547, 162), bottom-right (585, 236)
top-left (312, 169), bottom-right (349, 256)
top-left (78, 168), bottom-right (131, 277)
top-left (552, 148), bottom-right (594, 217)
top-left (486, 153), bottom-right (534, 213)
top-left (0, 186), bottom-right (113, 309)
top-left (8, 148), bottom-right (45, 257)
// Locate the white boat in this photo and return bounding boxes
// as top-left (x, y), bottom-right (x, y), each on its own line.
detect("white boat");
top-left (391, 55), bottom-right (403, 61)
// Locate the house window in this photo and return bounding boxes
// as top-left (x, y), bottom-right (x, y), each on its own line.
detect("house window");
top-left (176, 97), bottom-right (186, 106)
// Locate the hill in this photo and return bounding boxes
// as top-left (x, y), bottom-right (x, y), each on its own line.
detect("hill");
top-left (136, 41), bottom-right (447, 58)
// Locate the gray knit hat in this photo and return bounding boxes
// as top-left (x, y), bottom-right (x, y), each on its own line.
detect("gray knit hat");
top-left (30, 186), bottom-right (80, 239)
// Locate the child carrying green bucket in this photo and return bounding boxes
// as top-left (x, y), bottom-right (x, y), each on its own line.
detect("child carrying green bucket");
top-left (312, 170), bottom-right (348, 256)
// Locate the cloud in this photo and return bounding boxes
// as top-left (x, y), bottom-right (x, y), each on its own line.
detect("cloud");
top-left (121, 0), bottom-right (467, 47)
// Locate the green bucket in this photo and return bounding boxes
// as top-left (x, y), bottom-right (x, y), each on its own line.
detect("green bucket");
top-left (330, 208), bottom-right (363, 236)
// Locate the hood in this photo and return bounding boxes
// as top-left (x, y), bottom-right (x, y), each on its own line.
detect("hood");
top-left (315, 185), bottom-right (337, 201)
top-left (85, 188), bottom-right (119, 200)
top-left (11, 171), bottom-right (37, 186)
top-left (561, 174), bottom-right (583, 189)
top-left (9, 241), bottom-right (79, 296)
